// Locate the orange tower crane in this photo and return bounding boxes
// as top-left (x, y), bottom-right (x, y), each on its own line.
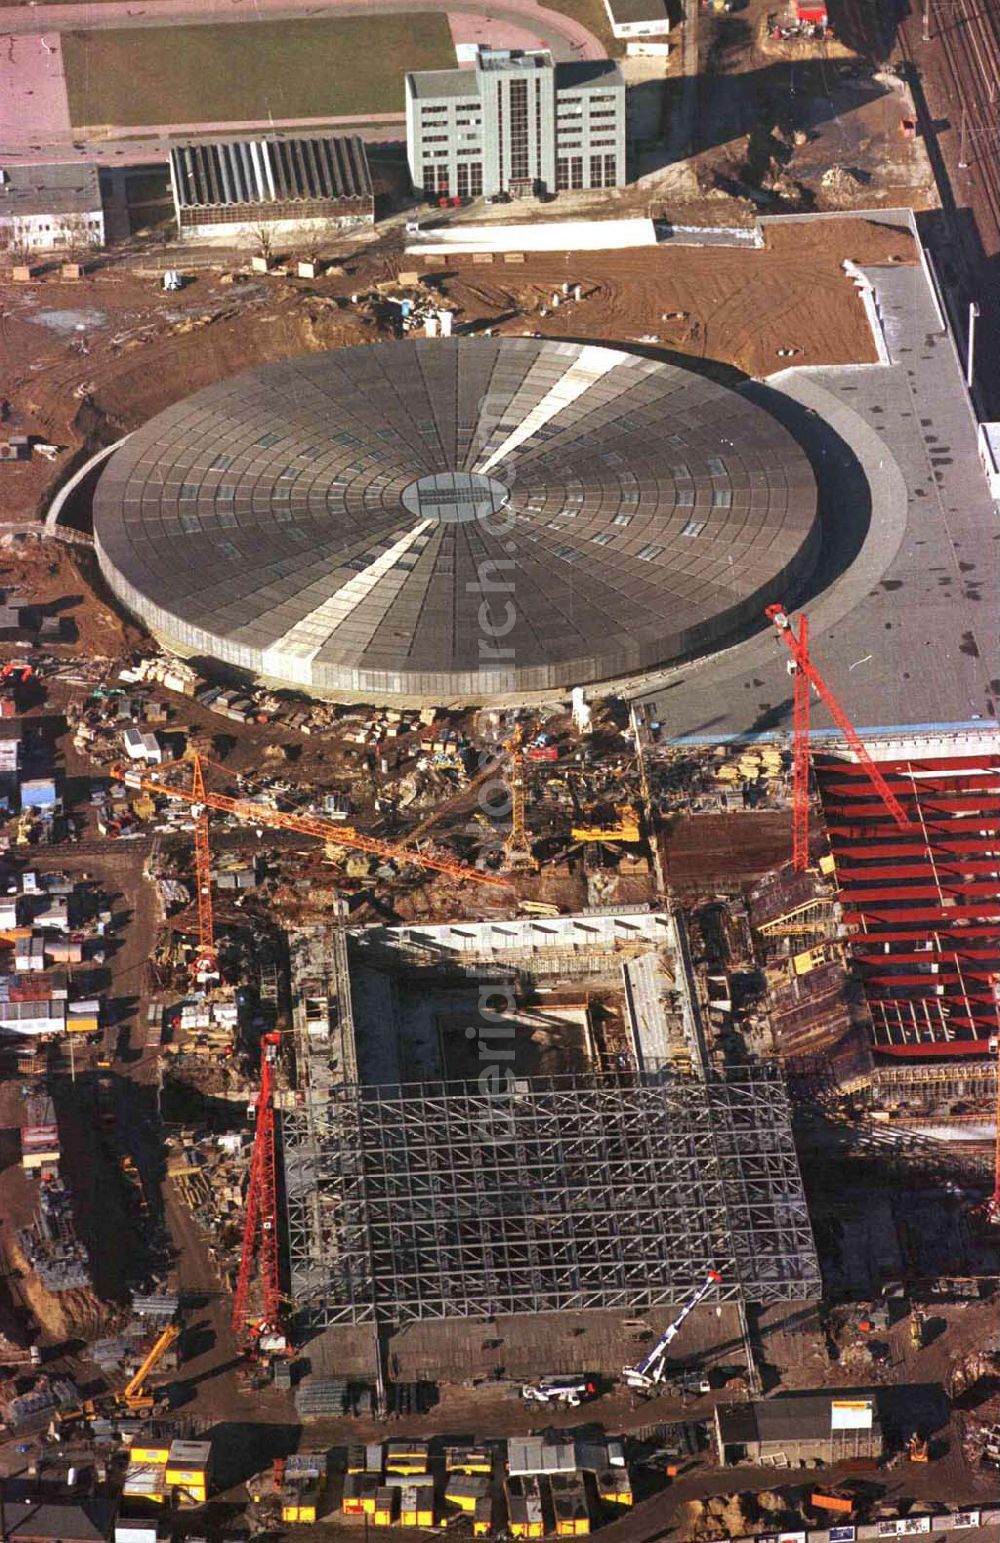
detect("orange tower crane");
top-left (502, 723), bottom-right (538, 873)
top-left (232, 1029), bottom-right (284, 1350)
top-left (113, 754), bottom-right (507, 979)
top-left (765, 604), bottom-right (913, 871)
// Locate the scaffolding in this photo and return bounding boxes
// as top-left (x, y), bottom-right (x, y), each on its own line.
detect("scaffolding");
top-left (282, 1064), bottom-right (820, 1329)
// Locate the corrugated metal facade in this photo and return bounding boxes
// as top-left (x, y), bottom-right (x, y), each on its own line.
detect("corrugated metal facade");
top-left (169, 134), bottom-right (372, 212)
top-left (817, 753), bottom-right (1000, 1055)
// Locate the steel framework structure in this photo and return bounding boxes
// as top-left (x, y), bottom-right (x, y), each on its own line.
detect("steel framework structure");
top-left (282, 1065), bottom-right (820, 1329)
top-left (816, 752), bottom-right (1000, 1054)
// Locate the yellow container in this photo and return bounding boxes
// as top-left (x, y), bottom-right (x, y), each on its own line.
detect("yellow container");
top-left (373, 1488), bottom-right (397, 1527)
top-left (130, 1445), bottom-right (171, 1465)
top-left (166, 1468), bottom-right (208, 1487)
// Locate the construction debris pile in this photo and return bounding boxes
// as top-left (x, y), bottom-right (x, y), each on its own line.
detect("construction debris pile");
top-left (165, 1126), bottom-right (253, 1298)
top-left (647, 741), bottom-right (793, 814)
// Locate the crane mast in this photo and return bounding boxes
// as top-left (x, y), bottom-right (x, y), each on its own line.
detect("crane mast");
top-left (502, 723), bottom-right (537, 872)
top-left (232, 1030), bottom-right (284, 1351)
top-left (622, 1268), bottom-right (722, 1390)
top-left (765, 604), bottom-right (913, 871)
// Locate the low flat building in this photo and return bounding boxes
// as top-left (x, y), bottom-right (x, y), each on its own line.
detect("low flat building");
top-left (603, 0), bottom-right (671, 42)
top-left (168, 134), bottom-right (374, 243)
top-left (0, 164), bottom-right (105, 254)
top-left (406, 46), bottom-right (626, 200)
top-left (715, 1393), bottom-right (882, 1466)
top-left (1, 1501), bottom-right (114, 1543)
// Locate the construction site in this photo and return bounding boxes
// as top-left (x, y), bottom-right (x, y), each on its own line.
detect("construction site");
top-left (0, 88), bottom-right (996, 1541)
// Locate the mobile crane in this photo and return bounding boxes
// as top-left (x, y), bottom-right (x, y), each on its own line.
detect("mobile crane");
top-left (232, 1030), bottom-right (285, 1356)
top-left (118, 1321), bottom-right (182, 1414)
top-left (622, 1269), bottom-right (722, 1392)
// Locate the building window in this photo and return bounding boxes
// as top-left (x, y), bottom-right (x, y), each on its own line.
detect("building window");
top-left (435, 165), bottom-right (450, 192)
top-left (422, 134), bottom-right (449, 143)
top-left (636, 543), bottom-right (663, 560)
top-left (589, 153), bottom-right (620, 188)
top-left (509, 77), bottom-right (529, 183)
top-left (535, 83), bottom-right (542, 180)
top-left (556, 155), bottom-right (583, 190)
top-left (469, 161), bottom-right (483, 196)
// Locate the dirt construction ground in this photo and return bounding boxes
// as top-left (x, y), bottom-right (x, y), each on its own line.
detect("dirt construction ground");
top-left (0, 216), bottom-right (914, 526)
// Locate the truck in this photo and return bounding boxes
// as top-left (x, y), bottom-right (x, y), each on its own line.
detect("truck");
top-left (521, 1375), bottom-right (598, 1409)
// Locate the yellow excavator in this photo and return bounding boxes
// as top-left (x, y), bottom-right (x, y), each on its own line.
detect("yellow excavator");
top-left (117, 1322), bottom-right (181, 1414)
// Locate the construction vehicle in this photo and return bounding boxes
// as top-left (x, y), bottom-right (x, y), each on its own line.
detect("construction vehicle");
top-left (765, 604), bottom-right (913, 871)
top-left (232, 1030), bottom-right (285, 1356)
top-left (117, 1321), bottom-right (181, 1414)
top-left (907, 1434), bottom-right (930, 1463)
top-left (113, 753), bottom-right (507, 984)
top-left (521, 1375), bottom-right (598, 1408)
top-left (571, 802), bottom-right (641, 844)
top-left (910, 1308), bottom-right (926, 1349)
top-left (622, 1269), bottom-right (722, 1391)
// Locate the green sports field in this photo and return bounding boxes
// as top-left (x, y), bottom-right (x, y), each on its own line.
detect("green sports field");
top-left (62, 13), bottom-right (453, 128)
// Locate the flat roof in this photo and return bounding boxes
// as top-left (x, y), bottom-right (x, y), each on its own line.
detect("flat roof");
top-left (0, 163), bottom-right (101, 219)
top-left (407, 69), bottom-right (479, 101)
top-left (169, 135), bottom-right (371, 210)
top-left (717, 1393), bottom-right (880, 1445)
top-left (556, 59), bottom-right (625, 89)
top-left (634, 227), bottom-right (1000, 741)
top-left (605, 0), bottom-right (669, 22)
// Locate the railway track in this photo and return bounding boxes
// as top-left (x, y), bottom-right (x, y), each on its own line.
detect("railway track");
top-left (897, 0), bottom-right (1000, 410)
top-left (937, 0), bottom-right (1000, 247)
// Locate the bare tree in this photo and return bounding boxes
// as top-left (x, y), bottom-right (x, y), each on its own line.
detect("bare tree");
top-left (251, 223), bottom-right (274, 262)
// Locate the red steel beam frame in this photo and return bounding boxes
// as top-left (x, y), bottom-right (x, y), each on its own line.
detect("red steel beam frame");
top-left (816, 752), bottom-right (1000, 1056)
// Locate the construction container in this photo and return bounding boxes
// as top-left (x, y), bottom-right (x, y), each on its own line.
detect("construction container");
top-left (346, 1443), bottom-right (382, 1475)
top-left (372, 1487), bottom-right (397, 1527)
top-left (445, 1473), bottom-right (490, 1512)
top-left (166, 1437), bottom-right (211, 1503)
top-left (399, 1482), bottom-right (434, 1527)
top-left (130, 1442), bottom-right (172, 1465)
top-left (385, 1438), bottom-right (428, 1474)
top-left (281, 1483), bottom-right (320, 1524)
top-left (551, 1474), bottom-right (590, 1535)
top-left (596, 1470), bottom-right (633, 1506)
top-left (341, 1474), bottom-right (378, 1514)
top-left (506, 1476), bottom-right (545, 1538)
top-left (446, 1445), bottom-right (492, 1474)
top-left (123, 1464), bottom-right (167, 1503)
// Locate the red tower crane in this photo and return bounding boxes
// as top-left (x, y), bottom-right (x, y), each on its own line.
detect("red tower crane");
top-left (232, 1029), bottom-right (284, 1350)
top-left (114, 753), bottom-right (507, 980)
top-left (765, 604), bottom-right (913, 871)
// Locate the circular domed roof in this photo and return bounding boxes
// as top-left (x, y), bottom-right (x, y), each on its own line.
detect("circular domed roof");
top-left (93, 338), bottom-right (819, 702)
